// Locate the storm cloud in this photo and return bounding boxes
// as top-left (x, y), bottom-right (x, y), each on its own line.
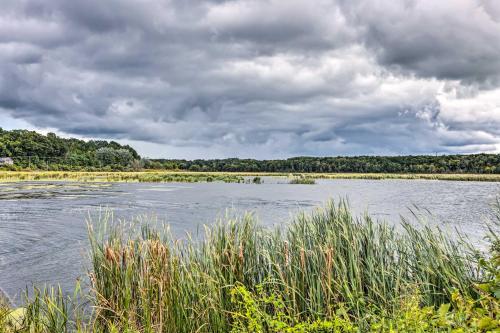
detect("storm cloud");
top-left (0, 0), bottom-right (499, 158)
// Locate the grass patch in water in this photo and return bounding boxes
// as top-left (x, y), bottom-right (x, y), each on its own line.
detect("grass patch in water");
top-left (289, 175), bottom-right (316, 184)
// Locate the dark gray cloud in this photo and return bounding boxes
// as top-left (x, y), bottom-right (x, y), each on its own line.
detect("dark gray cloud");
top-left (339, 0), bottom-right (500, 83)
top-left (0, 0), bottom-right (499, 158)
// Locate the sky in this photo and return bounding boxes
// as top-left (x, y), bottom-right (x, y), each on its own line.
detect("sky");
top-left (1, 0), bottom-right (500, 159)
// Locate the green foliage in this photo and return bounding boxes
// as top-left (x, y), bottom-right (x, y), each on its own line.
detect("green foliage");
top-left (229, 282), bottom-right (500, 332)
top-left (289, 175), bottom-right (316, 184)
top-left (252, 176), bottom-right (263, 184)
top-left (0, 128), bottom-right (140, 170)
top-left (229, 241), bottom-right (500, 333)
top-left (230, 284), bottom-right (356, 332)
top-left (370, 291), bottom-right (499, 332)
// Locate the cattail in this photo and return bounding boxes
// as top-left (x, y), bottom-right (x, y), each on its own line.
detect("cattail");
top-left (325, 247), bottom-right (333, 269)
top-left (284, 241), bottom-right (290, 266)
top-left (325, 246), bottom-right (333, 288)
top-left (105, 245), bottom-right (117, 264)
top-left (238, 243), bottom-right (244, 264)
top-left (300, 247), bottom-right (306, 270)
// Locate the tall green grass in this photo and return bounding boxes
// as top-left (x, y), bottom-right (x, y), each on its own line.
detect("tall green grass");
top-left (1, 201), bottom-right (497, 332)
top-left (85, 201), bottom-right (485, 332)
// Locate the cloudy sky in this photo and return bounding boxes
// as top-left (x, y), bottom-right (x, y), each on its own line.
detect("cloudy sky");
top-left (1, 0), bottom-right (500, 158)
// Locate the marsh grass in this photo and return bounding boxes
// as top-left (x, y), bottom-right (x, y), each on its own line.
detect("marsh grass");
top-left (0, 171), bottom-right (244, 183)
top-left (288, 175), bottom-right (316, 184)
top-left (84, 201), bottom-right (484, 332)
top-left (0, 201), bottom-right (497, 332)
top-left (310, 173), bottom-right (500, 182)
top-left (2, 171), bottom-right (500, 184)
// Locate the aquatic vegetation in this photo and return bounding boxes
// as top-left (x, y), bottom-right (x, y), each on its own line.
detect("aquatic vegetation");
top-left (0, 201), bottom-right (498, 332)
top-left (310, 172), bottom-right (500, 182)
top-left (2, 170), bottom-right (500, 184)
top-left (289, 175), bottom-right (316, 184)
top-left (0, 171), bottom-right (244, 183)
top-left (252, 176), bottom-right (263, 184)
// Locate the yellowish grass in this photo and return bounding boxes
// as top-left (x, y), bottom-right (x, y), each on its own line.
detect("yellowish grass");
top-left (1, 170), bottom-right (500, 182)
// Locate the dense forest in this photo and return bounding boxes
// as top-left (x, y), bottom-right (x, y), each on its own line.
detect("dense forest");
top-left (1, 129), bottom-right (499, 173)
top-left (0, 128), bottom-right (141, 170)
top-left (146, 155), bottom-right (500, 174)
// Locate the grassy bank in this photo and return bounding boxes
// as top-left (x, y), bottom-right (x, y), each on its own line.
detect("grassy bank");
top-left (2, 170), bottom-right (500, 183)
top-left (1, 201), bottom-right (498, 332)
top-left (310, 172), bottom-right (500, 182)
top-left (0, 171), bottom-right (244, 183)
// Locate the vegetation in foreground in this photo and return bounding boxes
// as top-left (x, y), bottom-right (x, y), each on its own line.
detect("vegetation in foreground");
top-left (0, 201), bottom-right (499, 332)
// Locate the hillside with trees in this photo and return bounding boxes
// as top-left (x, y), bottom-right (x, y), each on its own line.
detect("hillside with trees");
top-left (0, 128), bottom-right (140, 170)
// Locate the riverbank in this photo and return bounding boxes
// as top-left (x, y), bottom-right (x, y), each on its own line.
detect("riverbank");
top-left (0, 171), bottom-right (245, 183)
top-left (0, 202), bottom-right (498, 332)
top-left (1, 170), bottom-right (500, 183)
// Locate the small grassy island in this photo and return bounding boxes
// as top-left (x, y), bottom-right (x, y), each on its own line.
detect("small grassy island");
top-left (0, 201), bottom-right (499, 332)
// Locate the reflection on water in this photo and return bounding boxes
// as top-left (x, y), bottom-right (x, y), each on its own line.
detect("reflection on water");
top-left (0, 178), bottom-right (498, 302)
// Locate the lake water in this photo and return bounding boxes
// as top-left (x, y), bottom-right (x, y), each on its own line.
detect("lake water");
top-left (0, 178), bottom-right (499, 302)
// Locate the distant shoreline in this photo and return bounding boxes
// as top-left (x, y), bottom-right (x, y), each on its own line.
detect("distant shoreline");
top-left (1, 170), bottom-right (500, 182)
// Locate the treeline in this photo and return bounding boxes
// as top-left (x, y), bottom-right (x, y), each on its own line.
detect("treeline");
top-left (146, 154), bottom-right (500, 174)
top-left (2, 129), bottom-right (499, 173)
top-left (0, 128), bottom-right (141, 170)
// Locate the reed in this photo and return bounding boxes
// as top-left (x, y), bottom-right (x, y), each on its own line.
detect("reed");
top-left (85, 201), bottom-right (484, 332)
top-left (1, 201), bottom-right (497, 332)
